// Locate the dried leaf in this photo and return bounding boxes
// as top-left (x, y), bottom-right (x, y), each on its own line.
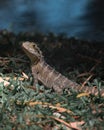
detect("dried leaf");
top-left (50, 116), bottom-right (85, 130)
top-left (22, 72), bottom-right (29, 79)
top-left (26, 101), bottom-right (73, 114)
top-left (0, 77), bottom-right (10, 86)
top-left (69, 121), bottom-right (85, 130)
top-left (77, 93), bottom-right (89, 98)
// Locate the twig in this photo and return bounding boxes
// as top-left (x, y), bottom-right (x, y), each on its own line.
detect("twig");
top-left (77, 54), bottom-right (101, 63)
top-left (0, 56), bottom-right (29, 63)
top-left (81, 74), bottom-right (93, 89)
top-left (77, 72), bottom-right (92, 78)
top-left (89, 62), bottom-right (100, 73)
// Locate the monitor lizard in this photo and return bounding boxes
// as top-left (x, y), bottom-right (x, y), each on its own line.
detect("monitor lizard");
top-left (22, 41), bottom-right (104, 96)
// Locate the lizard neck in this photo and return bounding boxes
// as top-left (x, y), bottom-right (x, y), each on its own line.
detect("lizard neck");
top-left (31, 57), bottom-right (44, 65)
top-left (38, 58), bottom-right (49, 69)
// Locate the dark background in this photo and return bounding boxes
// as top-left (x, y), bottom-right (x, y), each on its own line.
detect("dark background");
top-left (0, 0), bottom-right (104, 41)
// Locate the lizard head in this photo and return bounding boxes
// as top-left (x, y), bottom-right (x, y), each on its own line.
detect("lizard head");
top-left (22, 42), bottom-right (43, 64)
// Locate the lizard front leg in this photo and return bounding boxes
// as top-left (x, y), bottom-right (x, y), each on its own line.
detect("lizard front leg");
top-left (32, 72), bottom-right (39, 86)
top-left (31, 66), bottom-right (39, 86)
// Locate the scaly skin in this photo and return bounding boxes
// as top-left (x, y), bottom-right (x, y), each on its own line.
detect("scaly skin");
top-left (22, 42), bottom-right (104, 96)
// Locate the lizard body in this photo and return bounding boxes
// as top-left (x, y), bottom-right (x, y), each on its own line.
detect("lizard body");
top-left (22, 42), bottom-right (104, 96)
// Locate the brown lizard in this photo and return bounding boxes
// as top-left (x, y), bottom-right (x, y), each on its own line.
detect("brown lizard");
top-left (22, 41), bottom-right (104, 96)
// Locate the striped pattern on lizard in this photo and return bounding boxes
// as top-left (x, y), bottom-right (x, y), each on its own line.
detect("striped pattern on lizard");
top-left (22, 41), bottom-right (104, 96)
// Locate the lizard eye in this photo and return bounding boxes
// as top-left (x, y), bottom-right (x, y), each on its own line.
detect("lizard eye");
top-left (33, 45), bottom-right (41, 54)
top-left (32, 43), bottom-right (43, 59)
top-left (33, 44), bottom-right (36, 49)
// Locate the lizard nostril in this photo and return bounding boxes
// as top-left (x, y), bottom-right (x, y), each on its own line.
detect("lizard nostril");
top-left (36, 71), bottom-right (39, 74)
